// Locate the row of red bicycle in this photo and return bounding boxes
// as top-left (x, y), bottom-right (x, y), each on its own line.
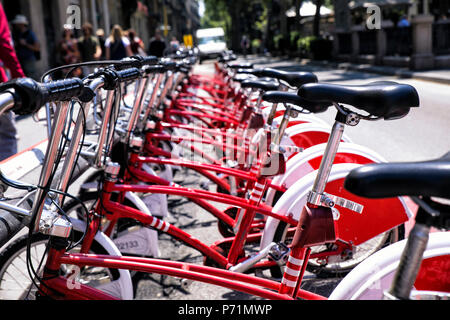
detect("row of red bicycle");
top-left (0, 50), bottom-right (447, 300)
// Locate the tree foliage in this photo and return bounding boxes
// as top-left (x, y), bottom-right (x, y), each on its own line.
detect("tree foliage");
top-left (201, 0), bottom-right (230, 31)
top-left (200, 0), bottom-right (336, 52)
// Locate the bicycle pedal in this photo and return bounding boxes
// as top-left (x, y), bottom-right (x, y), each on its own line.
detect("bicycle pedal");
top-left (200, 181), bottom-right (210, 190)
top-left (180, 279), bottom-right (192, 291)
top-left (226, 160), bottom-right (238, 168)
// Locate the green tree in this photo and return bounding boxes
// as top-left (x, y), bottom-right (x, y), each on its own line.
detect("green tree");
top-left (201, 0), bottom-right (270, 52)
top-left (313, 0), bottom-right (324, 37)
top-left (201, 0), bottom-right (231, 36)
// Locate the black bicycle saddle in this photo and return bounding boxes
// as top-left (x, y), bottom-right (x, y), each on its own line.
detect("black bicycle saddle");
top-left (253, 68), bottom-right (318, 88)
top-left (241, 79), bottom-right (279, 92)
top-left (262, 91), bottom-right (331, 114)
top-left (298, 81), bottom-right (420, 120)
top-left (233, 74), bottom-right (256, 83)
top-left (344, 151), bottom-right (450, 199)
top-left (228, 62), bottom-right (254, 70)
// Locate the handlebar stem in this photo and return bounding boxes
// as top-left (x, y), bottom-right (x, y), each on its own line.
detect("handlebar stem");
top-left (32, 101), bottom-right (71, 232)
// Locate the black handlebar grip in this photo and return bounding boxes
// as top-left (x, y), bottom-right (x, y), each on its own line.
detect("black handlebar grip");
top-left (114, 57), bottom-right (142, 70)
top-left (141, 56), bottom-right (158, 66)
top-left (116, 67), bottom-right (142, 83)
top-left (160, 61), bottom-right (177, 71)
top-left (143, 65), bottom-right (166, 75)
top-left (40, 78), bottom-right (85, 104)
top-left (0, 77), bottom-right (87, 116)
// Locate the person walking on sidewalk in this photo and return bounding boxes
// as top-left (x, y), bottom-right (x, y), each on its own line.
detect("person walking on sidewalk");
top-left (148, 30), bottom-right (166, 58)
top-left (0, 5), bottom-right (25, 161)
top-left (78, 23), bottom-right (102, 76)
top-left (241, 35), bottom-right (249, 58)
top-left (105, 25), bottom-right (133, 61)
top-left (11, 15), bottom-right (40, 81)
top-left (96, 28), bottom-right (106, 60)
top-left (57, 27), bottom-right (82, 77)
top-left (127, 29), bottom-right (146, 56)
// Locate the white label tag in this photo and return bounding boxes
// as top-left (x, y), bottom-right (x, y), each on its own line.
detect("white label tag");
top-left (113, 226), bottom-right (160, 257)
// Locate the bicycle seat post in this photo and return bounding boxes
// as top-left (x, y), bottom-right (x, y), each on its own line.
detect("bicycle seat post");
top-left (265, 102), bottom-right (278, 128)
top-left (386, 201), bottom-right (434, 300)
top-left (272, 104), bottom-right (292, 147)
top-left (308, 105), bottom-right (356, 204)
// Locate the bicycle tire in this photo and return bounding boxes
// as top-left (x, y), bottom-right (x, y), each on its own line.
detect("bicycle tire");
top-left (329, 232), bottom-right (450, 300)
top-left (0, 231), bottom-right (123, 300)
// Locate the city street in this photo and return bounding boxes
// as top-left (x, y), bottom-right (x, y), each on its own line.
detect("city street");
top-left (6, 58), bottom-right (450, 300)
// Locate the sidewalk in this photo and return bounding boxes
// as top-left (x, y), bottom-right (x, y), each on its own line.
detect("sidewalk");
top-left (240, 54), bottom-right (450, 85)
top-left (319, 60), bottom-right (450, 85)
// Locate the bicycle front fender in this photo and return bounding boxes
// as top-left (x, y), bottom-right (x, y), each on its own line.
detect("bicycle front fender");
top-left (70, 218), bottom-right (134, 300)
top-left (285, 123), bottom-right (352, 154)
top-left (266, 142), bottom-right (391, 206)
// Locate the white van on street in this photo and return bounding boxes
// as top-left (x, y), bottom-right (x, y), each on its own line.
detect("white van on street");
top-left (195, 27), bottom-right (227, 63)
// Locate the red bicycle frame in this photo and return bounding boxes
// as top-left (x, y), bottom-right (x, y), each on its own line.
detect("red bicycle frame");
top-left (40, 244), bottom-right (327, 300)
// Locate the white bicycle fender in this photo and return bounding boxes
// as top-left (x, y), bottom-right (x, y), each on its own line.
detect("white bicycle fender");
top-left (123, 191), bottom-right (161, 257)
top-left (277, 123), bottom-right (352, 160)
top-left (266, 143), bottom-right (387, 206)
top-left (284, 122), bottom-right (352, 143)
top-left (141, 163), bottom-right (170, 218)
top-left (329, 232), bottom-right (450, 300)
top-left (70, 218), bottom-right (134, 300)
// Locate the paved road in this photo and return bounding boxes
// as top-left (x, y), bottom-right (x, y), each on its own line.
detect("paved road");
top-left (244, 56), bottom-right (450, 163)
top-left (5, 59), bottom-right (449, 300)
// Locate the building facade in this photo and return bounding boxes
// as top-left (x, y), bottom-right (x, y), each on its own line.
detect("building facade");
top-left (333, 0), bottom-right (450, 70)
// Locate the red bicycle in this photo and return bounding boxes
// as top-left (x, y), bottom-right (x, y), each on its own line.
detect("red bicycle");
top-left (0, 72), bottom-right (424, 300)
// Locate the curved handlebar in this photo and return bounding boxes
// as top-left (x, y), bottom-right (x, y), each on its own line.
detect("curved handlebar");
top-left (116, 67), bottom-right (142, 83)
top-left (0, 77), bottom-right (89, 116)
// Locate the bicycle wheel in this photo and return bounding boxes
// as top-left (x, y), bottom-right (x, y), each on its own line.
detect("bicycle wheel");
top-left (329, 232), bottom-right (450, 300)
top-left (0, 231), bottom-right (123, 300)
top-left (63, 192), bottom-right (159, 259)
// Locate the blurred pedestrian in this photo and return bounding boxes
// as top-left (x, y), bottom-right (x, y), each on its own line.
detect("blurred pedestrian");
top-left (96, 28), bottom-right (106, 60)
top-left (397, 15), bottom-right (410, 27)
top-left (169, 36), bottom-right (180, 54)
top-left (11, 14), bottom-right (40, 80)
top-left (241, 35), bottom-right (249, 58)
top-left (105, 25), bottom-right (133, 60)
top-left (78, 23), bottom-right (102, 75)
top-left (57, 27), bottom-right (82, 77)
top-left (148, 30), bottom-right (166, 58)
top-left (127, 29), bottom-right (146, 56)
top-left (0, 5), bottom-right (25, 161)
